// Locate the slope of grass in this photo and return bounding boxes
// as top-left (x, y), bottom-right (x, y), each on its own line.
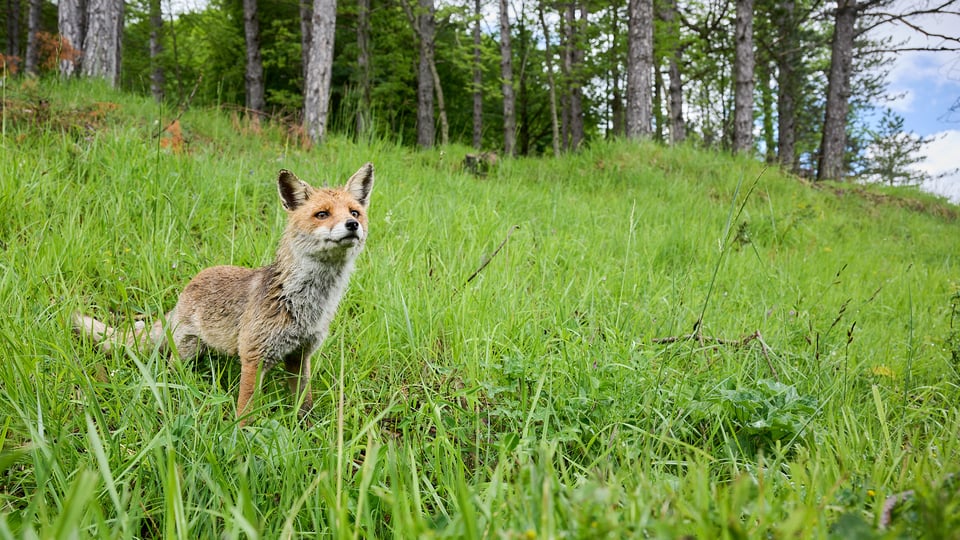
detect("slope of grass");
top-left (1, 79), bottom-right (959, 538)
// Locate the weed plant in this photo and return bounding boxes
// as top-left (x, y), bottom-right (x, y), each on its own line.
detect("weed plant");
top-left (1, 79), bottom-right (959, 538)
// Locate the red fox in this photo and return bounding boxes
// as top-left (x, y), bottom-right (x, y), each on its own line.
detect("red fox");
top-left (74, 164), bottom-right (375, 426)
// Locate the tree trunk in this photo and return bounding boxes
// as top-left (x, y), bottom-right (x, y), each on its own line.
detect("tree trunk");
top-left (304, 0), bottom-right (337, 144)
top-left (58, 0), bottom-right (86, 77)
top-left (758, 60), bottom-right (775, 162)
top-left (416, 0), bottom-right (436, 147)
top-left (625, 0), bottom-right (653, 139)
top-left (300, 0), bottom-right (312, 84)
top-left (149, 0), bottom-right (164, 102)
top-left (82, 0), bottom-right (123, 86)
top-left (25, 0), bottom-right (42, 75)
top-left (499, 0), bottom-right (516, 156)
top-left (243, 0), bottom-right (266, 119)
top-left (609, 4), bottom-right (625, 138)
top-left (472, 0), bottom-right (483, 149)
top-left (662, 0), bottom-right (684, 143)
top-left (818, 0), bottom-right (857, 181)
top-left (356, 0), bottom-right (371, 137)
top-left (538, 2), bottom-right (560, 155)
top-left (6, 0), bottom-right (21, 65)
top-left (429, 60), bottom-right (449, 146)
top-left (775, 0), bottom-right (798, 171)
top-left (567, 1), bottom-right (586, 150)
top-left (653, 62), bottom-right (664, 141)
top-left (732, 0), bottom-right (755, 154)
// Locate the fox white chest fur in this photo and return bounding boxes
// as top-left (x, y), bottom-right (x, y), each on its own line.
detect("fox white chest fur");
top-left (75, 164), bottom-right (375, 426)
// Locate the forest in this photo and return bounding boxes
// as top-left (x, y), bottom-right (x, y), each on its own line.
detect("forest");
top-left (2, 0), bottom-right (959, 181)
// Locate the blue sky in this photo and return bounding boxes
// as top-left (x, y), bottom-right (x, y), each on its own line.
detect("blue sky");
top-left (872, 1), bottom-right (960, 202)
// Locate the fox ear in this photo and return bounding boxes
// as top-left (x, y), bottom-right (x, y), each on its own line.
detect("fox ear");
top-left (344, 163), bottom-right (374, 208)
top-left (278, 169), bottom-right (313, 211)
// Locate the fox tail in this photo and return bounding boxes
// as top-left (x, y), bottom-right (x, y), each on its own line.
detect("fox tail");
top-left (72, 312), bottom-right (166, 353)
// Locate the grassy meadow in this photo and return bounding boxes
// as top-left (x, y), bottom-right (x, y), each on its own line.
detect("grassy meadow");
top-left (1, 79), bottom-right (959, 538)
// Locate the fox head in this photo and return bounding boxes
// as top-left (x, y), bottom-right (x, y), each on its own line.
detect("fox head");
top-left (277, 163), bottom-right (375, 259)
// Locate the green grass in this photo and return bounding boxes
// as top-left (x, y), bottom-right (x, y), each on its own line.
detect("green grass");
top-left (2, 79), bottom-right (959, 538)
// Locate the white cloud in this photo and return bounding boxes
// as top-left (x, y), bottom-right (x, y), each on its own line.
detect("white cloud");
top-left (918, 130), bottom-right (960, 203)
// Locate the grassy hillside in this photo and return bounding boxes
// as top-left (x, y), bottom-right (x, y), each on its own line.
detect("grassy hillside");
top-left (2, 79), bottom-right (959, 538)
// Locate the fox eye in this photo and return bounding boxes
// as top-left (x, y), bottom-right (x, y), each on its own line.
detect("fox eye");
top-left (315, 210), bottom-right (329, 219)
top-left (350, 210), bottom-right (360, 218)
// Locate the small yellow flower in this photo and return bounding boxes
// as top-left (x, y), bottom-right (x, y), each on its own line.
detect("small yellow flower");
top-left (870, 365), bottom-right (895, 379)
top-left (523, 529), bottom-right (536, 540)
top-left (867, 489), bottom-right (876, 497)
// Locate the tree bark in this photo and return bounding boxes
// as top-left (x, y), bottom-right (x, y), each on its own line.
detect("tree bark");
top-left (356, 0), bottom-right (372, 137)
top-left (25, 0), bottom-right (41, 75)
top-left (472, 0), bottom-right (483, 149)
top-left (499, 0), bottom-right (516, 156)
top-left (304, 0), bottom-right (337, 144)
top-left (243, 0), bottom-right (266, 118)
top-left (775, 0), bottom-right (799, 171)
top-left (609, 4), bottom-right (625, 138)
top-left (416, 0), bottom-right (436, 147)
top-left (662, 0), bottom-right (683, 143)
top-left (58, 0), bottom-right (86, 77)
top-left (759, 60), bottom-right (776, 162)
top-left (626, 0), bottom-right (653, 139)
top-left (6, 0), bottom-right (21, 64)
top-left (149, 0), bottom-right (165, 102)
top-left (82, 0), bottom-right (123, 86)
top-left (567, 2), bottom-right (586, 150)
top-left (538, 2), bottom-right (560, 155)
top-left (732, 0), bottom-right (755, 154)
top-left (299, 0), bottom-right (312, 83)
top-left (818, 0), bottom-right (857, 181)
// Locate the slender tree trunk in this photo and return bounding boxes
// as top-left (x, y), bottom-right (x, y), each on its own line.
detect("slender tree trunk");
top-left (567, 1), bottom-right (586, 150)
top-left (300, 0), bottom-right (312, 84)
top-left (668, 56), bottom-right (684, 143)
top-left (429, 60), bottom-right (449, 146)
top-left (818, 0), bottom-right (856, 181)
top-left (149, 0), bottom-right (164, 102)
top-left (654, 63), bottom-right (665, 141)
top-left (775, 0), bottom-right (798, 171)
top-left (82, 0), bottom-right (123, 86)
top-left (661, 0), bottom-right (683, 143)
top-left (6, 0), bottom-right (22, 64)
top-left (58, 0), bottom-right (86, 77)
top-left (626, 0), bottom-right (653, 139)
top-left (25, 0), bottom-right (42, 75)
top-left (243, 0), bottom-right (266, 119)
top-left (416, 0), bottom-right (439, 147)
top-left (304, 0), bottom-right (337, 144)
top-left (559, 12), bottom-right (570, 150)
top-left (356, 0), bottom-right (371, 137)
top-left (499, 0), bottom-right (516, 156)
top-left (609, 4), bottom-right (625, 138)
top-left (472, 0), bottom-right (483, 149)
top-left (732, 0), bottom-right (755, 154)
top-left (759, 60), bottom-right (776, 162)
top-left (538, 2), bottom-right (560, 156)
top-left (167, 8), bottom-right (184, 102)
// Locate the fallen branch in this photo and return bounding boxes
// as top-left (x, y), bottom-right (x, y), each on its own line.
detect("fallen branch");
top-left (155, 74), bottom-right (202, 139)
top-left (464, 225), bottom-right (518, 286)
top-left (651, 330), bottom-right (778, 381)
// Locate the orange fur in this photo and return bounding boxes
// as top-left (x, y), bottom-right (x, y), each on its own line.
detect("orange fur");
top-left (74, 164), bottom-right (375, 426)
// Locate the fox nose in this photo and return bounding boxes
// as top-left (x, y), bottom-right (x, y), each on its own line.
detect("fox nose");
top-left (345, 219), bottom-right (360, 232)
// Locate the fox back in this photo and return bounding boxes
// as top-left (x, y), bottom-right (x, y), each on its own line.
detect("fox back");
top-left (74, 164), bottom-right (375, 425)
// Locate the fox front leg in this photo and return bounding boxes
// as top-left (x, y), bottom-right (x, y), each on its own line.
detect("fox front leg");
top-left (283, 351), bottom-right (314, 420)
top-left (236, 357), bottom-right (261, 427)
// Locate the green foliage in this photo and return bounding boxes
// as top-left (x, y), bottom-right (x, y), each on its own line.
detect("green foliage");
top-left (1, 80), bottom-right (959, 537)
